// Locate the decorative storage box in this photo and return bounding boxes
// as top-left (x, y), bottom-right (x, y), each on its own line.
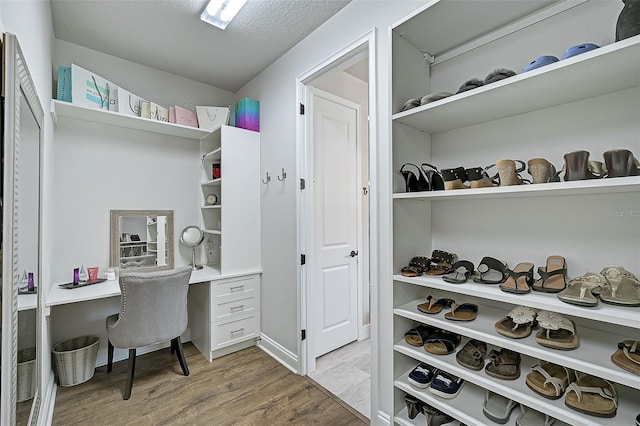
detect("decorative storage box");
top-left (234, 98), bottom-right (259, 132)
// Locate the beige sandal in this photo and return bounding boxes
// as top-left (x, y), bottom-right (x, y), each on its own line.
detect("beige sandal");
top-left (494, 306), bottom-right (537, 339)
top-left (599, 265), bottom-right (640, 306)
top-left (535, 311), bottom-right (579, 350)
top-left (565, 374), bottom-right (617, 418)
top-left (525, 362), bottom-right (575, 399)
top-left (557, 272), bottom-right (606, 307)
top-left (611, 340), bottom-right (640, 375)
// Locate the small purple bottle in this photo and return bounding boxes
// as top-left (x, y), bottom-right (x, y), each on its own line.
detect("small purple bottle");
top-left (27, 272), bottom-right (34, 291)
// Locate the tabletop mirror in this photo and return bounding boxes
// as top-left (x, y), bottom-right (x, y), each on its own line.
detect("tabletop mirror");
top-left (110, 210), bottom-right (174, 272)
top-left (2, 33), bottom-right (44, 425)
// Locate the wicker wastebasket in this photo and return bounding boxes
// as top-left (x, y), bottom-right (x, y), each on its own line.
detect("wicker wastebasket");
top-left (52, 336), bottom-right (100, 387)
top-left (17, 347), bottom-right (36, 402)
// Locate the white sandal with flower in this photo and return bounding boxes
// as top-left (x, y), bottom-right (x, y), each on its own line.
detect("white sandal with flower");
top-left (535, 311), bottom-right (579, 350)
top-left (495, 306), bottom-right (537, 339)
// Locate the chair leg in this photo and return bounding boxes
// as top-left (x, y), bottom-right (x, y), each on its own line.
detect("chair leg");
top-left (123, 348), bottom-right (136, 400)
top-left (173, 337), bottom-right (189, 376)
top-left (170, 338), bottom-right (175, 354)
top-left (107, 340), bottom-right (114, 373)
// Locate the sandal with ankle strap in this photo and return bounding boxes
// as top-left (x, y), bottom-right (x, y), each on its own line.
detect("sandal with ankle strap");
top-left (495, 159), bottom-right (531, 186)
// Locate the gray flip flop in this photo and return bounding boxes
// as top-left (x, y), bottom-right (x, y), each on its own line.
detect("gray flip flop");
top-left (442, 260), bottom-right (474, 284)
top-left (482, 390), bottom-right (517, 424)
top-left (599, 265), bottom-right (640, 306)
top-left (515, 405), bottom-right (565, 426)
top-left (557, 273), bottom-right (606, 307)
top-left (473, 257), bottom-right (507, 284)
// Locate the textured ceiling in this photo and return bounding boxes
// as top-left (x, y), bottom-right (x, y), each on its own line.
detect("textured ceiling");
top-left (50, 0), bottom-right (351, 92)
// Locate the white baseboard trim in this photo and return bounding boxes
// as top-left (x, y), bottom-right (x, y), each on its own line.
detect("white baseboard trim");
top-left (257, 333), bottom-right (299, 374)
top-left (39, 374), bottom-right (57, 426)
top-left (359, 323), bottom-right (371, 341)
top-left (374, 410), bottom-right (391, 425)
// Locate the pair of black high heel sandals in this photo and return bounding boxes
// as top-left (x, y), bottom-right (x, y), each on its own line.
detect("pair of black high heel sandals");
top-left (400, 163), bottom-right (444, 192)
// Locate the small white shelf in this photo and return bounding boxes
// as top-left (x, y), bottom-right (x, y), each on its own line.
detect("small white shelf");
top-left (395, 375), bottom-right (492, 426)
top-left (204, 229), bottom-right (222, 235)
top-left (201, 178), bottom-right (222, 187)
top-left (393, 275), bottom-right (640, 331)
top-left (201, 205), bottom-right (222, 209)
top-left (393, 176), bottom-right (640, 201)
top-left (18, 293), bottom-right (38, 311)
top-left (392, 37), bottom-right (640, 134)
top-left (203, 147), bottom-right (222, 162)
top-left (394, 339), bottom-right (640, 426)
top-left (50, 100), bottom-right (211, 140)
top-left (394, 298), bottom-right (640, 389)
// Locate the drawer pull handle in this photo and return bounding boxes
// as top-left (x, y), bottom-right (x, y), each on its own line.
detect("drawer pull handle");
top-left (230, 285), bottom-right (245, 292)
top-left (230, 328), bottom-right (245, 335)
top-left (230, 305), bottom-right (245, 312)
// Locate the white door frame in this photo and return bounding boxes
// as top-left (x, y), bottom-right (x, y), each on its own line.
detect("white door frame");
top-left (296, 29), bottom-right (377, 376)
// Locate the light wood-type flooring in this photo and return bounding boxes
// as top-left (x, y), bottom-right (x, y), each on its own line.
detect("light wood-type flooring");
top-left (52, 343), bottom-right (368, 425)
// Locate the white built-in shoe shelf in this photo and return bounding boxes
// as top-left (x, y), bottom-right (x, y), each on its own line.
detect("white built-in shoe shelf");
top-left (50, 100), bottom-right (212, 140)
top-left (394, 376), bottom-right (490, 426)
top-left (392, 37), bottom-right (640, 134)
top-left (393, 339), bottom-right (640, 426)
top-left (392, 176), bottom-right (640, 200)
top-left (201, 178), bottom-right (222, 187)
top-left (202, 147), bottom-right (222, 162)
top-left (394, 297), bottom-right (640, 389)
top-left (394, 275), bottom-right (640, 330)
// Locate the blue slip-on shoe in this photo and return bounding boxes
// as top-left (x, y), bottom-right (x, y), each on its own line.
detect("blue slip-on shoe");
top-left (429, 371), bottom-right (464, 399)
top-left (408, 363), bottom-right (435, 388)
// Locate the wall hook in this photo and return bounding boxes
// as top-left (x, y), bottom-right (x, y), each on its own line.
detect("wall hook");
top-left (277, 168), bottom-right (287, 181)
top-left (262, 172), bottom-right (271, 184)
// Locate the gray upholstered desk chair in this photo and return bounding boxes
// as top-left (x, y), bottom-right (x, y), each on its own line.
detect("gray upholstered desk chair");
top-left (106, 266), bottom-right (193, 400)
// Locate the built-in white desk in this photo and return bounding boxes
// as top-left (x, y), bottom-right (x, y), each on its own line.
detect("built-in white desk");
top-left (45, 265), bottom-right (262, 361)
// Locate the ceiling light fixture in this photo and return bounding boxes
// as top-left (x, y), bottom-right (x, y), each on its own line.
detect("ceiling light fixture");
top-left (200, 0), bottom-right (247, 30)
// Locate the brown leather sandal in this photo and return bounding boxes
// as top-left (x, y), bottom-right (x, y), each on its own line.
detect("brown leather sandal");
top-left (401, 256), bottom-right (430, 277)
top-left (426, 250), bottom-right (458, 275)
top-left (484, 348), bottom-right (521, 380)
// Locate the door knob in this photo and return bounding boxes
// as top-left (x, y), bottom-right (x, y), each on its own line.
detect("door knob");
top-left (349, 250), bottom-right (358, 257)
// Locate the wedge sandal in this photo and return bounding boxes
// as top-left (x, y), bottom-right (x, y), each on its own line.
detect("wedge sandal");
top-left (565, 374), bottom-right (617, 418)
top-left (525, 362), bottom-right (575, 399)
top-left (456, 339), bottom-right (487, 371)
top-left (400, 256), bottom-right (430, 277)
top-left (417, 295), bottom-right (454, 314)
top-left (599, 265), bottom-right (640, 306)
top-left (485, 348), bottom-right (521, 380)
top-left (424, 330), bottom-right (460, 355)
top-left (532, 255), bottom-right (567, 293)
top-left (557, 272), bottom-right (606, 307)
top-left (535, 311), bottom-right (579, 350)
top-left (473, 256), bottom-right (507, 284)
top-left (499, 262), bottom-right (534, 294)
top-left (611, 340), bottom-right (640, 376)
top-left (494, 306), bottom-right (537, 339)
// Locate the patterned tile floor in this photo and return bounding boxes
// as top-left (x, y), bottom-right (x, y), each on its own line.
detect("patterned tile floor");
top-left (309, 339), bottom-right (371, 419)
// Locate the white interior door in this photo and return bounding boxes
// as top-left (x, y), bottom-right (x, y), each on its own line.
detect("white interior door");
top-left (310, 88), bottom-right (359, 357)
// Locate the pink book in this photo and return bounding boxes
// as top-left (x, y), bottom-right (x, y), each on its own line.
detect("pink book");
top-left (169, 106), bottom-right (176, 123)
top-left (175, 105), bottom-right (198, 128)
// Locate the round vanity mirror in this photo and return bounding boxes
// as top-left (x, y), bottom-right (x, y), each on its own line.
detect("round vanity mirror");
top-left (180, 226), bottom-right (204, 270)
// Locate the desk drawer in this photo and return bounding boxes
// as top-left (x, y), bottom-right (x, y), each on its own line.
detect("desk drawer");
top-left (212, 314), bottom-right (259, 350)
top-left (215, 296), bottom-right (258, 321)
top-left (214, 275), bottom-right (258, 301)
